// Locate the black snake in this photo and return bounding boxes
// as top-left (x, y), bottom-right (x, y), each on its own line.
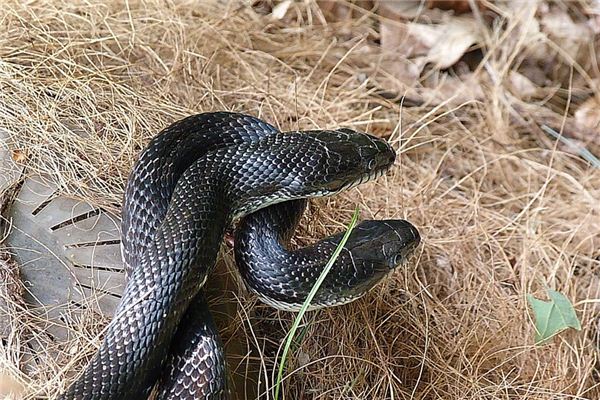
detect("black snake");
top-left (59, 112), bottom-right (420, 399)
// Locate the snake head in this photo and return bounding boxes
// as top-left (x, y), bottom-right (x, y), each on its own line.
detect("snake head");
top-left (313, 219), bottom-right (421, 304)
top-left (343, 219), bottom-right (421, 269)
top-left (302, 129), bottom-right (396, 195)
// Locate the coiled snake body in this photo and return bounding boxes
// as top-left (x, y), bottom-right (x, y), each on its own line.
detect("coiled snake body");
top-left (59, 112), bottom-right (419, 399)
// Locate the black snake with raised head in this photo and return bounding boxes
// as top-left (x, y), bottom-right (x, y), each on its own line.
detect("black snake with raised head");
top-left (59, 112), bottom-right (419, 399)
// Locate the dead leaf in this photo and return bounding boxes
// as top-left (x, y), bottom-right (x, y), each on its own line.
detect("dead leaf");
top-left (427, 0), bottom-right (475, 14)
top-left (508, 70), bottom-right (538, 99)
top-left (251, 0), bottom-right (272, 15)
top-left (518, 63), bottom-right (548, 87)
top-left (385, 16), bottom-right (482, 63)
top-left (540, 7), bottom-right (592, 60)
top-left (418, 72), bottom-right (484, 106)
top-left (378, 1), bottom-right (447, 22)
top-left (420, 16), bottom-right (480, 69)
top-left (379, 16), bottom-right (408, 52)
top-left (271, 0), bottom-right (292, 20)
top-left (541, 8), bottom-right (590, 40)
top-left (500, 5), bottom-right (546, 62)
top-left (380, 55), bottom-right (426, 88)
top-left (317, 1), bottom-right (349, 20)
top-left (574, 97), bottom-right (600, 147)
top-left (379, 19), bottom-right (428, 87)
top-left (575, 97), bottom-right (600, 131)
top-left (379, 1), bottom-right (426, 20)
top-left (380, 15), bottom-right (482, 85)
top-left (11, 148), bottom-right (26, 163)
top-left (376, 3), bottom-right (486, 105)
top-left (0, 372), bottom-right (25, 399)
top-left (318, 1), bottom-right (371, 23)
top-left (588, 14), bottom-right (600, 33)
top-left (406, 21), bottom-right (445, 49)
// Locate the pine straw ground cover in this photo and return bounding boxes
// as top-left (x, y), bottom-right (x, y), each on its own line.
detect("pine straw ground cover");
top-left (0, 1), bottom-right (599, 399)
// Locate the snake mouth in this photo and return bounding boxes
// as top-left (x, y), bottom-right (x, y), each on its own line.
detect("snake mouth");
top-left (335, 165), bottom-right (390, 194)
top-left (389, 238), bottom-right (420, 268)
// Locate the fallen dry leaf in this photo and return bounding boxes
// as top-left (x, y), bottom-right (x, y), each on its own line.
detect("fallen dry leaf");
top-left (378, 1), bottom-right (427, 20)
top-left (427, 0), bottom-right (475, 14)
top-left (379, 14), bottom-right (483, 89)
top-left (317, 1), bottom-right (372, 23)
top-left (574, 97), bottom-right (600, 147)
top-left (420, 16), bottom-right (481, 69)
top-left (379, 19), bottom-right (427, 87)
top-left (379, 17), bottom-right (406, 53)
top-left (317, 1), bottom-right (349, 20)
top-left (271, 0), bottom-right (292, 20)
top-left (0, 372), bottom-right (25, 399)
top-left (11, 148), bottom-right (26, 163)
top-left (539, 6), bottom-right (593, 60)
top-left (379, 55), bottom-right (426, 89)
top-left (378, 0), bottom-right (464, 22)
top-left (575, 97), bottom-right (600, 131)
top-left (418, 72), bottom-right (484, 106)
top-left (588, 14), bottom-right (600, 33)
top-left (405, 21), bottom-right (445, 50)
top-left (499, 3), bottom-right (546, 61)
top-left (508, 70), bottom-right (538, 99)
top-left (517, 62), bottom-right (549, 87)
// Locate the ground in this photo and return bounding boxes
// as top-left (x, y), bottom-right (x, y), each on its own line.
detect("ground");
top-left (0, 1), bottom-right (599, 399)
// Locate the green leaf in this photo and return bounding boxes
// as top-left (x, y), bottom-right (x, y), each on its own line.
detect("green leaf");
top-left (527, 289), bottom-right (582, 345)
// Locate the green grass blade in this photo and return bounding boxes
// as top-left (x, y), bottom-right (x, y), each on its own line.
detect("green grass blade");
top-left (273, 206), bottom-right (360, 400)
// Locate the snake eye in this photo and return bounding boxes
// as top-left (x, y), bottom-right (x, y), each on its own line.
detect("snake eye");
top-left (391, 253), bottom-right (403, 266)
top-left (367, 159), bottom-right (377, 170)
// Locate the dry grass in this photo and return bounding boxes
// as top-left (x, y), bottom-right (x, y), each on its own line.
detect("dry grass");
top-left (0, 0), bottom-right (599, 399)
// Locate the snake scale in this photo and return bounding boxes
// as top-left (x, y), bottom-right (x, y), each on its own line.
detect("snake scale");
top-left (58, 112), bottom-right (420, 399)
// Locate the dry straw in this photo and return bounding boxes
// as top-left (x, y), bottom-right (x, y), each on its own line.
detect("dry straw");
top-left (0, 1), bottom-right (598, 399)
